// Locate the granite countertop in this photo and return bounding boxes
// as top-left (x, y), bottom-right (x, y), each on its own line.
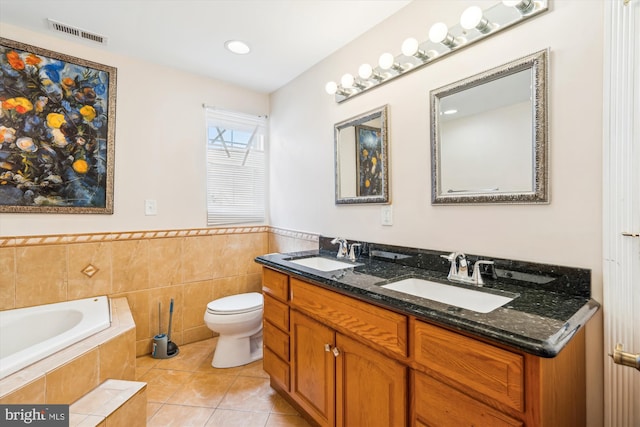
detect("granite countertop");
top-left (255, 240), bottom-right (600, 358)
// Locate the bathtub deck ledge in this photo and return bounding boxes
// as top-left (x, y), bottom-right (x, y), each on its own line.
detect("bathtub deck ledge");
top-left (0, 297), bottom-right (135, 403)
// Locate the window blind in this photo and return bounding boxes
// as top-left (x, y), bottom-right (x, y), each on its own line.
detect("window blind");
top-left (205, 108), bottom-right (267, 226)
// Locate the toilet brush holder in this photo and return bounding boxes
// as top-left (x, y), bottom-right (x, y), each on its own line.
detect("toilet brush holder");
top-left (152, 334), bottom-right (178, 359)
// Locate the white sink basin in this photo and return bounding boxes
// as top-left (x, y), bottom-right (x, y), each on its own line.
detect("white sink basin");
top-left (288, 256), bottom-right (358, 272)
top-left (381, 278), bottom-right (516, 313)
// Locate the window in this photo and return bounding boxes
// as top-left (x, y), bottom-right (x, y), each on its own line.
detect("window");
top-left (205, 108), bottom-right (267, 226)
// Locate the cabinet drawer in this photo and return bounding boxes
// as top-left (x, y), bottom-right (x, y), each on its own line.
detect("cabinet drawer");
top-left (413, 320), bottom-right (524, 412)
top-left (262, 268), bottom-right (289, 302)
top-left (264, 320), bottom-right (290, 361)
top-left (290, 278), bottom-right (407, 357)
top-left (264, 294), bottom-right (289, 332)
top-left (264, 347), bottom-right (290, 392)
top-left (414, 371), bottom-right (523, 427)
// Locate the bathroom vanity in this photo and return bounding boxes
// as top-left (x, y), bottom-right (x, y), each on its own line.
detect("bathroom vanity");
top-left (255, 238), bottom-right (599, 427)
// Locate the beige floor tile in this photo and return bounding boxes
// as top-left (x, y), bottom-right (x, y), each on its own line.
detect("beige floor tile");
top-left (137, 338), bottom-right (306, 427)
top-left (154, 345), bottom-right (212, 372)
top-left (238, 360), bottom-right (270, 378)
top-left (270, 394), bottom-right (300, 415)
top-left (196, 355), bottom-right (216, 372)
top-left (265, 414), bottom-right (312, 427)
top-left (199, 361), bottom-right (247, 376)
top-left (218, 376), bottom-right (277, 412)
top-left (136, 355), bottom-right (158, 379)
top-left (138, 368), bottom-right (194, 403)
top-left (204, 409), bottom-right (269, 427)
top-left (146, 402), bottom-right (163, 423)
top-left (167, 372), bottom-right (236, 407)
top-left (147, 404), bottom-right (214, 427)
top-left (136, 355), bottom-right (159, 370)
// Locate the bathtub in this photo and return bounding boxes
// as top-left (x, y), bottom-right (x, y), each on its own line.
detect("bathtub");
top-left (0, 296), bottom-right (111, 380)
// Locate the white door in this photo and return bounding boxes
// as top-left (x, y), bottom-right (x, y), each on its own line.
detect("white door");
top-left (603, 1), bottom-right (640, 426)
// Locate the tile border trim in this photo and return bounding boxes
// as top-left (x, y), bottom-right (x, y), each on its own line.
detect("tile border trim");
top-left (0, 226), bottom-right (318, 248)
top-left (268, 226), bottom-right (319, 242)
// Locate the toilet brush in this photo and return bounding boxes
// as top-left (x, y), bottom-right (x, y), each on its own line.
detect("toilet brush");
top-left (166, 298), bottom-right (179, 356)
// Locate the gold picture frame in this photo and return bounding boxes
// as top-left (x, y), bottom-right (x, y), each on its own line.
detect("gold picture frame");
top-left (0, 37), bottom-right (116, 214)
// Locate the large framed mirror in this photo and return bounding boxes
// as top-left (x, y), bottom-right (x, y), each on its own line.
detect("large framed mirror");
top-left (431, 49), bottom-right (548, 204)
top-left (335, 105), bottom-right (389, 204)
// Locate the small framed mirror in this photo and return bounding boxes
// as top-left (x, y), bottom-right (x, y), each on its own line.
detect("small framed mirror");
top-left (431, 49), bottom-right (548, 204)
top-left (335, 105), bottom-right (389, 204)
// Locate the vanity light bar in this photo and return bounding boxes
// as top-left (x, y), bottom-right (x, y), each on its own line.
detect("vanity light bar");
top-left (325, 0), bottom-right (548, 103)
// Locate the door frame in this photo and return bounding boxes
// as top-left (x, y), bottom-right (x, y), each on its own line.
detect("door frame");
top-left (602, 1), bottom-right (640, 426)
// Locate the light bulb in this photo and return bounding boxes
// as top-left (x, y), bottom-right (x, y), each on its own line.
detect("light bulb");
top-left (461, 6), bottom-right (491, 33)
top-left (378, 52), bottom-right (395, 70)
top-left (341, 73), bottom-right (355, 88)
top-left (429, 22), bottom-right (449, 44)
top-left (429, 22), bottom-right (457, 48)
top-left (224, 40), bottom-right (250, 55)
top-left (502, 0), bottom-right (534, 13)
top-left (461, 6), bottom-right (481, 29)
top-left (401, 38), bottom-right (419, 56)
top-left (358, 63), bottom-right (373, 79)
top-left (325, 81), bottom-right (337, 95)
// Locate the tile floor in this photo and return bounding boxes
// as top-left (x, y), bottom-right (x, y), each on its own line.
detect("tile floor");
top-left (136, 338), bottom-right (311, 427)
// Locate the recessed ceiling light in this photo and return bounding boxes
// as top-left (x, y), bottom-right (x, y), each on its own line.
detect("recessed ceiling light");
top-left (225, 40), bottom-right (250, 55)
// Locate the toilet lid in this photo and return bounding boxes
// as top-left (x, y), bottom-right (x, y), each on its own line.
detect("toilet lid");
top-left (207, 292), bottom-right (263, 315)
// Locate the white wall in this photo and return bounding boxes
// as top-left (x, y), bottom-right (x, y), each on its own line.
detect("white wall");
top-left (269, 1), bottom-right (604, 425)
top-left (0, 23), bottom-right (269, 236)
top-left (440, 101), bottom-right (532, 193)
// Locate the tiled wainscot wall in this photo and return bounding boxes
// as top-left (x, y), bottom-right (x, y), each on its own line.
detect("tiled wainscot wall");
top-left (0, 227), bottom-right (318, 356)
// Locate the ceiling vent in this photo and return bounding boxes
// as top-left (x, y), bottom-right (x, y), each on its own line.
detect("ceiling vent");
top-left (47, 19), bottom-right (108, 45)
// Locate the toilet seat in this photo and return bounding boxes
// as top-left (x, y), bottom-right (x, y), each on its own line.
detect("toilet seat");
top-left (206, 292), bottom-right (263, 315)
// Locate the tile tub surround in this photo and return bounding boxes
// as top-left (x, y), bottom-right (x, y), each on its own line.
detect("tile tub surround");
top-left (70, 379), bottom-right (147, 427)
top-left (0, 297), bottom-right (136, 404)
top-left (0, 226), bottom-right (317, 356)
top-left (255, 237), bottom-right (600, 357)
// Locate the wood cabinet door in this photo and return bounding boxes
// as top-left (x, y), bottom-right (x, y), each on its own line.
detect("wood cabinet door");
top-left (290, 310), bottom-right (335, 427)
top-left (335, 333), bottom-right (407, 427)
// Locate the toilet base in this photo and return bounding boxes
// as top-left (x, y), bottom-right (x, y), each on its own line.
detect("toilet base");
top-left (211, 331), bottom-right (263, 368)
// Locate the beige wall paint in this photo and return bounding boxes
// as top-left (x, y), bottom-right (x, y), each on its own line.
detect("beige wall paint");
top-left (269, 1), bottom-right (604, 425)
top-left (0, 23), bottom-right (269, 237)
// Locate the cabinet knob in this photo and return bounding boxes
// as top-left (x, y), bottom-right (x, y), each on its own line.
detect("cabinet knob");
top-left (332, 347), bottom-right (341, 357)
top-left (324, 344), bottom-right (331, 352)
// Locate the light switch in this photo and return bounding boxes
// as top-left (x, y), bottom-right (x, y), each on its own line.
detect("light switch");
top-left (145, 199), bottom-right (157, 216)
top-left (381, 205), bottom-right (393, 226)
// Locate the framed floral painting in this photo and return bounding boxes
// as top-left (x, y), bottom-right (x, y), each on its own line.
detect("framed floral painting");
top-left (355, 124), bottom-right (382, 197)
top-left (0, 37), bottom-right (116, 213)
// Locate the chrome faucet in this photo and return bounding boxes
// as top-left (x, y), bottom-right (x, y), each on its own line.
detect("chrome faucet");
top-left (330, 237), bottom-right (348, 258)
top-left (440, 252), bottom-right (494, 286)
top-left (348, 243), bottom-right (361, 262)
top-left (471, 260), bottom-right (495, 286)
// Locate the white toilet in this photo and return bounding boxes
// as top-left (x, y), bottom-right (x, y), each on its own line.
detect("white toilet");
top-left (204, 292), bottom-right (264, 368)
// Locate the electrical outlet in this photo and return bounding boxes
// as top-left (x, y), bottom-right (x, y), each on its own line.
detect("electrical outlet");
top-left (145, 199), bottom-right (157, 216)
top-left (381, 205), bottom-right (393, 226)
